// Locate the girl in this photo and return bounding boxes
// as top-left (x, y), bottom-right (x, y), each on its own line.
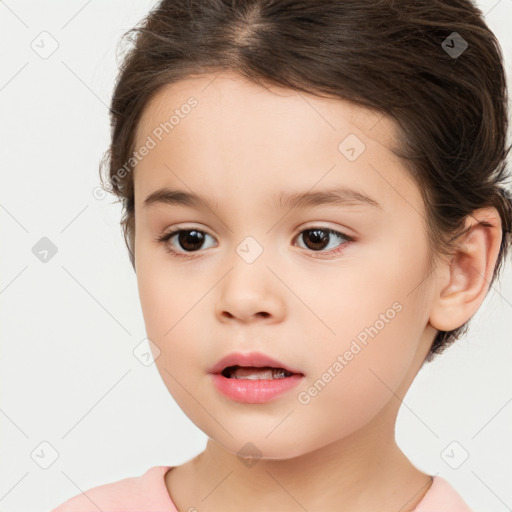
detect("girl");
top-left (51, 0), bottom-right (511, 510)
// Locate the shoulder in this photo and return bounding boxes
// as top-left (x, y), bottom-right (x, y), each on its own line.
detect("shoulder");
top-left (414, 476), bottom-right (474, 512)
top-left (50, 465), bottom-right (176, 512)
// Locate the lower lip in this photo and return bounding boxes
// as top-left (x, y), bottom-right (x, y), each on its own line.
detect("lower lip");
top-left (211, 373), bottom-right (304, 403)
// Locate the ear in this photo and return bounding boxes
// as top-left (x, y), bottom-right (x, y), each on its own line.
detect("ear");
top-left (429, 207), bottom-right (502, 332)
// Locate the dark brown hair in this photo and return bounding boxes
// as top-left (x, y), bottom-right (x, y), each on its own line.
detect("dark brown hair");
top-left (100, 0), bottom-right (512, 361)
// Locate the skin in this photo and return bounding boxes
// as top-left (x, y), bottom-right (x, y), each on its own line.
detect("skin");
top-left (131, 70), bottom-right (502, 511)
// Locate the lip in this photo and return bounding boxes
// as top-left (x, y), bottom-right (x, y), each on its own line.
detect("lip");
top-left (211, 373), bottom-right (303, 403)
top-left (207, 351), bottom-right (304, 376)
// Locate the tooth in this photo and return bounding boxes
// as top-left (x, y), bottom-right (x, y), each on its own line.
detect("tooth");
top-left (230, 367), bottom-right (289, 379)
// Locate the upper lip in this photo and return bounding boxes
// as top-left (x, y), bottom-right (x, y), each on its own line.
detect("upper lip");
top-left (208, 351), bottom-right (304, 375)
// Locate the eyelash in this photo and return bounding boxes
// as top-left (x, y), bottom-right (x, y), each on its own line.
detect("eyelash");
top-left (154, 226), bottom-right (354, 258)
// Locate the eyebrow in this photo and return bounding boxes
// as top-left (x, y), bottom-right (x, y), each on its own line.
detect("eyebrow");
top-left (143, 186), bottom-right (381, 211)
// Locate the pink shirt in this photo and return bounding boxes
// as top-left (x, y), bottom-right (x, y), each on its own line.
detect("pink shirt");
top-left (50, 465), bottom-right (474, 511)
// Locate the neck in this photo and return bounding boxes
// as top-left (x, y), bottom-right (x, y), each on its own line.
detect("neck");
top-left (166, 405), bottom-right (432, 512)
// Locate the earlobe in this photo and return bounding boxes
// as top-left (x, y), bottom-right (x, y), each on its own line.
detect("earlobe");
top-left (429, 207), bottom-right (502, 332)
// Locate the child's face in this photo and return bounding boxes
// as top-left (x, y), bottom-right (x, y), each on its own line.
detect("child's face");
top-left (132, 71), bottom-right (438, 459)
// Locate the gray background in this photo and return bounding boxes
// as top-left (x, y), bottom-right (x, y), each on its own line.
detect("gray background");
top-left (1, 0), bottom-right (511, 510)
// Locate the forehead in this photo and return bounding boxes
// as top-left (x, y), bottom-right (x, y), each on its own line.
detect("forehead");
top-left (133, 70), bottom-right (403, 158)
top-left (131, 70), bottom-right (420, 222)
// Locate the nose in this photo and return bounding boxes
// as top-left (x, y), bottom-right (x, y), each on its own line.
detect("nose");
top-left (215, 251), bottom-right (286, 324)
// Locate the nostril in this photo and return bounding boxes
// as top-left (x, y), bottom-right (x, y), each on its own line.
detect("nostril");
top-left (220, 311), bottom-right (270, 319)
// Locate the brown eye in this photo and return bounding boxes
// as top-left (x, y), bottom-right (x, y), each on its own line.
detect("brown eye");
top-left (295, 228), bottom-right (352, 254)
top-left (300, 229), bottom-right (330, 250)
top-left (174, 230), bottom-right (206, 251)
top-left (157, 229), bottom-right (216, 255)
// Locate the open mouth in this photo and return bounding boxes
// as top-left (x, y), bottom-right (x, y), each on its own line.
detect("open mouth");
top-left (221, 365), bottom-right (295, 380)
top-left (211, 357), bottom-right (305, 403)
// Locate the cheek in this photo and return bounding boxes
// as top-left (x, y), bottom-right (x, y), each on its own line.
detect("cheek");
top-left (299, 237), bottom-right (430, 353)
top-left (295, 239), bottom-right (431, 419)
top-left (135, 255), bottom-right (213, 380)
top-left (293, 302), bottom-right (424, 446)
top-left (136, 249), bottom-right (197, 335)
